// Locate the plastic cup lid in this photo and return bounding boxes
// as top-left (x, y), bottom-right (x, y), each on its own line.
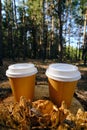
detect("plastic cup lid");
top-left (46, 63), bottom-right (81, 82)
top-left (6, 63), bottom-right (38, 78)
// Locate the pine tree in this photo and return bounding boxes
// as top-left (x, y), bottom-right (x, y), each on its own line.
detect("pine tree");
top-left (0, 0), bottom-right (3, 65)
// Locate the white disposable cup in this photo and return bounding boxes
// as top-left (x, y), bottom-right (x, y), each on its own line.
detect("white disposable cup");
top-left (6, 63), bottom-right (38, 102)
top-left (46, 63), bottom-right (81, 107)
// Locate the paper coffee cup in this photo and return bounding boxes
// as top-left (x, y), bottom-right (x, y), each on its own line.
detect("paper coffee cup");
top-left (46, 63), bottom-right (81, 107)
top-left (6, 63), bottom-right (38, 102)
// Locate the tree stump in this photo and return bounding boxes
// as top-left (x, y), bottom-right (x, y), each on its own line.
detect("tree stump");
top-left (35, 85), bottom-right (84, 114)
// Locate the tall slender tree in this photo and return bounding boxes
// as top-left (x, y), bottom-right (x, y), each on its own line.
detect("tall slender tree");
top-left (42, 0), bottom-right (46, 60)
top-left (0, 0), bottom-right (3, 65)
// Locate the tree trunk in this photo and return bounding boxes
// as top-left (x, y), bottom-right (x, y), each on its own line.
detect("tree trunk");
top-left (13, 0), bottom-right (17, 26)
top-left (82, 10), bottom-right (87, 65)
top-left (50, 15), bottom-right (54, 59)
top-left (58, 1), bottom-right (63, 62)
top-left (42, 0), bottom-right (47, 61)
top-left (32, 27), bottom-right (37, 59)
top-left (0, 0), bottom-right (3, 65)
top-left (22, 0), bottom-right (27, 60)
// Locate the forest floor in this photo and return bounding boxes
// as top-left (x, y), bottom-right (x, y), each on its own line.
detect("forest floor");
top-left (0, 59), bottom-right (87, 111)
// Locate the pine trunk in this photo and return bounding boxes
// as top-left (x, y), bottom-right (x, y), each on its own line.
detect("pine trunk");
top-left (58, 1), bottom-right (63, 62)
top-left (0, 0), bottom-right (3, 65)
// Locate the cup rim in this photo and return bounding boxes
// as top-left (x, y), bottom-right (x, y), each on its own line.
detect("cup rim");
top-left (45, 63), bottom-right (81, 82)
top-left (6, 63), bottom-right (38, 78)
top-left (46, 71), bottom-right (81, 82)
top-left (6, 69), bottom-right (37, 78)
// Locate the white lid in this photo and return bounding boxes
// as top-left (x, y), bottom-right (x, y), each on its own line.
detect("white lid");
top-left (46, 63), bottom-right (81, 82)
top-left (6, 63), bottom-right (38, 78)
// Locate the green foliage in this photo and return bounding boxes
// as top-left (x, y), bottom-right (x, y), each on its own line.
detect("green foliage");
top-left (26, 0), bottom-right (43, 25)
top-left (66, 45), bottom-right (82, 61)
top-left (72, 0), bottom-right (87, 25)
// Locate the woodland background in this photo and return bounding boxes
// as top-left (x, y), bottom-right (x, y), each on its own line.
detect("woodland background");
top-left (0, 0), bottom-right (87, 65)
